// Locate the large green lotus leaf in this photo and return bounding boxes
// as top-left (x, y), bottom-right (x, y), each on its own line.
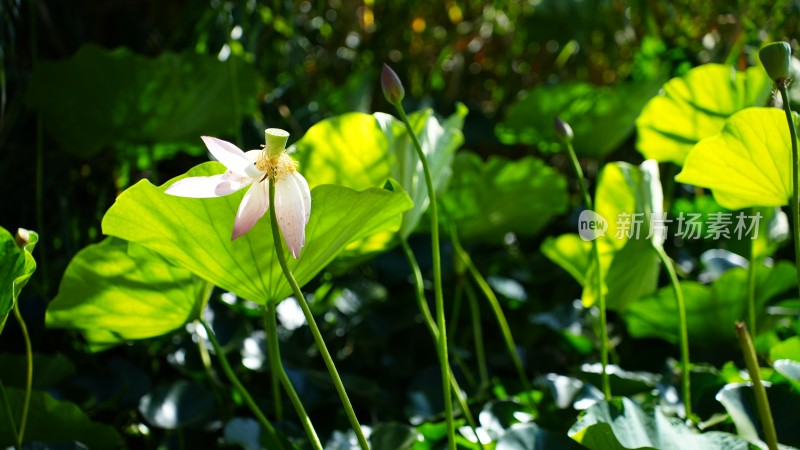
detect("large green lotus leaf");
top-left (101, 162), bottom-right (412, 304)
top-left (495, 79), bottom-right (662, 157)
top-left (543, 161), bottom-right (662, 309)
top-left (0, 227), bottom-right (37, 335)
top-left (569, 397), bottom-right (756, 450)
top-left (440, 151), bottom-right (568, 242)
top-left (46, 238), bottom-right (206, 349)
top-left (293, 106), bottom-right (466, 239)
top-left (25, 44), bottom-right (260, 159)
top-left (0, 386), bottom-right (123, 448)
top-left (676, 107), bottom-right (792, 210)
top-left (716, 382), bottom-right (800, 448)
top-left (625, 261), bottom-right (796, 347)
top-left (637, 64), bottom-right (772, 165)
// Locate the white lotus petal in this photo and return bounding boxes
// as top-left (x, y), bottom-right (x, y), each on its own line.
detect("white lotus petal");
top-left (244, 149), bottom-right (262, 164)
top-left (231, 181), bottom-right (269, 240)
top-left (201, 136), bottom-right (262, 179)
top-left (275, 176), bottom-right (307, 258)
top-left (290, 172), bottom-right (312, 225)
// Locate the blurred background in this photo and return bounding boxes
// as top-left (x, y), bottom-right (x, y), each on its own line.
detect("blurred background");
top-left (3, 0), bottom-right (800, 448)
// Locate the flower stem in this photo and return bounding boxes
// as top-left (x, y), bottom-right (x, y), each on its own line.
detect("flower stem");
top-left (735, 322), bottom-right (779, 450)
top-left (654, 247), bottom-right (692, 420)
top-left (262, 304), bottom-right (322, 450)
top-left (563, 140), bottom-right (611, 399)
top-left (399, 239), bottom-right (486, 450)
top-left (268, 177), bottom-right (369, 450)
top-left (777, 86), bottom-right (800, 301)
top-left (198, 319), bottom-right (285, 450)
top-left (264, 304), bottom-right (284, 421)
top-left (12, 304), bottom-right (31, 448)
top-left (450, 227), bottom-right (531, 393)
top-left (393, 104), bottom-right (455, 449)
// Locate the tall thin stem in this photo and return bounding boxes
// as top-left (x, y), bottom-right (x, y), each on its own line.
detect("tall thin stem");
top-left (399, 239), bottom-right (486, 450)
top-left (393, 104), bottom-right (455, 449)
top-left (12, 304), bottom-right (31, 448)
top-left (198, 319), bottom-right (285, 450)
top-left (264, 304), bottom-right (284, 421)
top-left (654, 247), bottom-right (692, 419)
top-left (735, 322), bottom-right (779, 450)
top-left (262, 305), bottom-right (322, 450)
top-left (777, 86), bottom-right (800, 301)
top-left (450, 228), bottom-right (531, 393)
top-left (563, 139), bottom-right (611, 399)
top-left (268, 177), bottom-right (369, 450)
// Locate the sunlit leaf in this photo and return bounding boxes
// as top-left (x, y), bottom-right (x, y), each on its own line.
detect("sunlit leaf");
top-left (569, 397), bottom-right (755, 450)
top-left (625, 261), bottom-right (796, 347)
top-left (542, 161), bottom-right (662, 309)
top-left (496, 79), bottom-right (662, 157)
top-left (294, 105), bottom-right (466, 240)
top-left (0, 227), bottom-right (37, 335)
top-left (676, 107), bottom-right (792, 209)
top-left (440, 151), bottom-right (568, 242)
top-left (0, 387), bottom-right (123, 448)
top-left (637, 64), bottom-right (772, 164)
top-left (46, 238), bottom-right (206, 349)
top-left (26, 44), bottom-right (260, 159)
top-left (102, 162), bottom-right (413, 304)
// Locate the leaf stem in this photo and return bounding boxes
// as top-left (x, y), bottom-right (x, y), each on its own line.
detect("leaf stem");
top-left (735, 322), bottom-right (779, 450)
top-left (198, 319), bottom-right (285, 450)
top-left (268, 177), bottom-right (369, 450)
top-left (393, 103), bottom-right (455, 449)
top-left (450, 227), bottom-right (531, 393)
top-left (262, 304), bottom-right (322, 450)
top-left (777, 86), bottom-right (800, 301)
top-left (654, 246), bottom-right (692, 420)
top-left (563, 140), bottom-right (611, 399)
top-left (12, 304), bottom-right (31, 448)
top-left (399, 239), bottom-right (486, 450)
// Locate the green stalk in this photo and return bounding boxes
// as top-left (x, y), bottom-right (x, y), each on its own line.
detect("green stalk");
top-left (735, 322), bottom-right (779, 450)
top-left (393, 104), bottom-right (455, 449)
top-left (654, 247), bottom-right (692, 419)
top-left (264, 304), bottom-right (284, 421)
top-left (399, 239), bottom-right (486, 450)
top-left (198, 319), bottom-right (285, 450)
top-left (1, 379), bottom-right (20, 450)
top-left (464, 281), bottom-right (489, 388)
top-left (268, 177), bottom-right (369, 450)
top-left (563, 139), bottom-right (611, 399)
top-left (262, 304), bottom-right (323, 450)
top-left (12, 304), bottom-right (31, 448)
top-left (450, 228), bottom-right (531, 393)
top-left (777, 86), bottom-right (800, 301)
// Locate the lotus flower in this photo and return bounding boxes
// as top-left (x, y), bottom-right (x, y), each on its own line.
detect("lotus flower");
top-left (166, 132), bottom-right (311, 258)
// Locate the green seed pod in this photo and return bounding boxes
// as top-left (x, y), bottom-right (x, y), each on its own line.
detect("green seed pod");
top-left (759, 41), bottom-right (792, 82)
top-left (381, 63), bottom-right (405, 105)
top-left (554, 117), bottom-right (574, 144)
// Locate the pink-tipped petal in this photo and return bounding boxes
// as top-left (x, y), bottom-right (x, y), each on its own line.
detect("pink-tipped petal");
top-left (165, 173), bottom-right (251, 198)
top-left (201, 136), bottom-right (262, 179)
top-left (274, 176), bottom-right (308, 258)
top-left (290, 172), bottom-right (312, 225)
top-left (231, 181), bottom-right (270, 240)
